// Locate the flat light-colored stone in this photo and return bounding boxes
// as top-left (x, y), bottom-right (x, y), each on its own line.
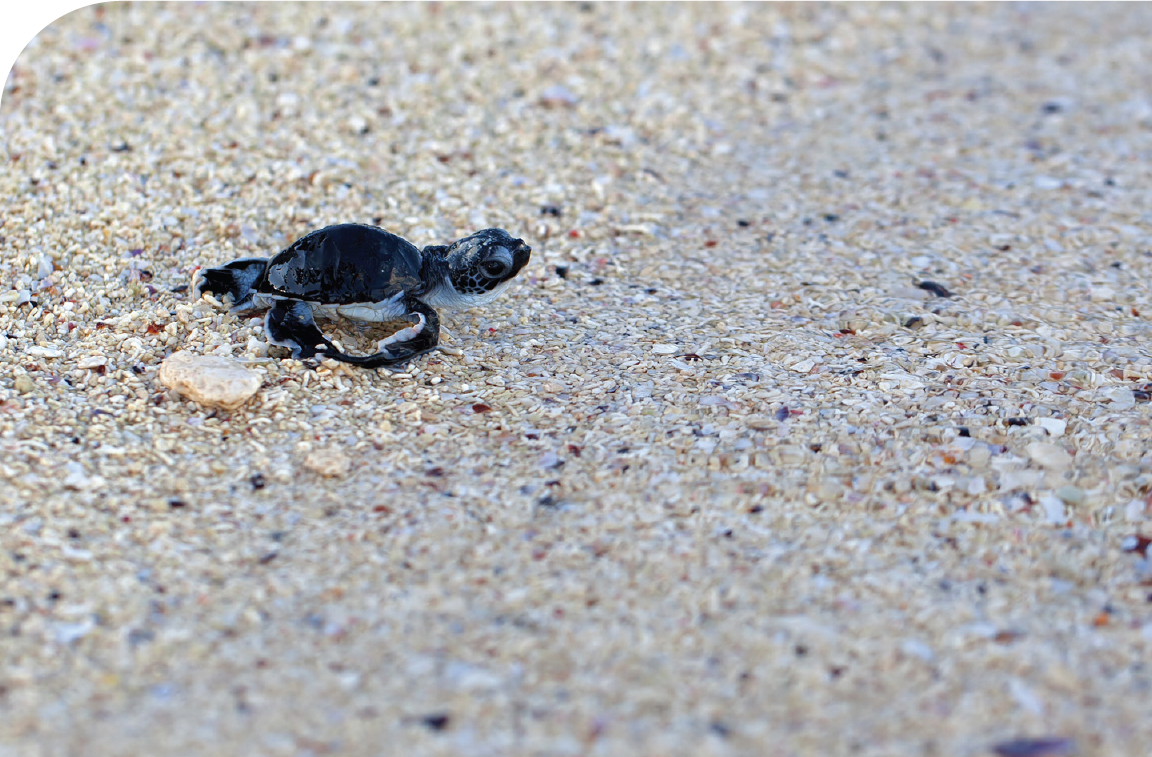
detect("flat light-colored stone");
top-left (157, 351), bottom-right (262, 411)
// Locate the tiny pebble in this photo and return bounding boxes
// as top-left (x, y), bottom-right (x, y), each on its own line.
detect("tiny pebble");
top-left (304, 448), bottom-right (352, 478)
top-left (1054, 485), bottom-right (1085, 506)
top-left (1026, 442), bottom-right (1073, 470)
top-left (1035, 417), bottom-right (1066, 437)
top-left (1040, 495), bottom-right (1067, 524)
top-left (26, 347), bottom-right (64, 358)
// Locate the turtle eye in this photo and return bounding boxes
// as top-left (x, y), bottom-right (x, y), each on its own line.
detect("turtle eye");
top-left (482, 260), bottom-right (509, 278)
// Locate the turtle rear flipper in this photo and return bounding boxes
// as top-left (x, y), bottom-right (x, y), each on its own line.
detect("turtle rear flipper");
top-left (194, 258), bottom-right (268, 312)
top-left (322, 299), bottom-right (441, 369)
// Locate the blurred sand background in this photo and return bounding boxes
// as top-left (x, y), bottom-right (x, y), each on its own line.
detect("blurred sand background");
top-left (2, 3), bottom-right (1152, 756)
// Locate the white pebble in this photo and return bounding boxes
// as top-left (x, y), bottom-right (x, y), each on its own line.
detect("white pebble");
top-left (1035, 417), bottom-right (1066, 437)
top-left (1040, 494), bottom-right (1066, 523)
top-left (1026, 442), bottom-right (1072, 470)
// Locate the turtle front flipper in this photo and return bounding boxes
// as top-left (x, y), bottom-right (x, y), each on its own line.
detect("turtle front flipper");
top-left (194, 258), bottom-right (269, 313)
top-left (316, 298), bottom-right (440, 369)
top-left (265, 300), bottom-right (336, 360)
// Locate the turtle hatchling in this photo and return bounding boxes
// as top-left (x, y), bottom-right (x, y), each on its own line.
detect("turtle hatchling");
top-left (193, 224), bottom-right (531, 368)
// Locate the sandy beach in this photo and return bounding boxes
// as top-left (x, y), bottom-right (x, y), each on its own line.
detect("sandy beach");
top-left (2, 3), bottom-right (1152, 755)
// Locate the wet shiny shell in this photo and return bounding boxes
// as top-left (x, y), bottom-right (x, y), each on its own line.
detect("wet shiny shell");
top-left (260, 224), bottom-right (424, 304)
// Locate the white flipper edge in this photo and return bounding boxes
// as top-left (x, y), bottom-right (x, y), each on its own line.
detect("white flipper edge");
top-left (376, 312), bottom-right (426, 352)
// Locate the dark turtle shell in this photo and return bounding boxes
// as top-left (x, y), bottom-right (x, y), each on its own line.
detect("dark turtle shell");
top-left (259, 224), bottom-right (424, 305)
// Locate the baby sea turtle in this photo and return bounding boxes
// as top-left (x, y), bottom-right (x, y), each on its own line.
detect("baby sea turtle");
top-left (193, 224), bottom-right (531, 368)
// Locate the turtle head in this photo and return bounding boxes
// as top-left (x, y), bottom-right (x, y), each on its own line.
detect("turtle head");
top-left (437, 228), bottom-right (531, 304)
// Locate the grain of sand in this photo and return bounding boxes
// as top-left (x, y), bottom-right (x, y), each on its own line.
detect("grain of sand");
top-left (3, 3), bottom-right (1152, 756)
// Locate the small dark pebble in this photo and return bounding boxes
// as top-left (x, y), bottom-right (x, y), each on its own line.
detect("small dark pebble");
top-left (127, 628), bottom-right (155, 646)
top-left (538, 494), bottom-right (557, 507)
top-left (833, 169), bottom-right (849, 178)
top-left (904, 316), bottom-right (924, 329)
top-left (1006, 417), bottom-right (1029, 427)
top-left (645, 287), bottom-right (658, 294)
top-left (737, 219), bottom-right (750, 227)
top-left (425, 466), bottom-right (445, 477)
top-left (957, 427), bottom-right (970, 437)
top-left (554, 265), bottom-right (569, 279)
top-left (250, 473), bottom-right (266, 490)
top-left (168, 499), bottom-right (186, 509)
top-left (748, 504), bottom-right (764, 514)
top-left (709, 721), bottom-right (731, 738)
top-left (540, 204), bottom-right (562, 217)
top-left (111, 142), bottom-right (131, 152)
top-left (1041, 101), bottom-right (1064, 114)
top-left (823, 213), bottom-right (840, 222)
top-left (1134, 390), bottom-right (1150, 403)
top-left (992, 736), bottom-right (1076, 757)
top-left (917, 280), bottom-right (953, 298)
top-left (258, 552), bottom-right (278, 565)
top-left (421, 714), bottom-right (451, 732)
top-left (588, 278), bottom-right (604, 286)
top-left (170, 284), bottom-right (188, 293)
top-left (775, 406), bottom-right (790, 422)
